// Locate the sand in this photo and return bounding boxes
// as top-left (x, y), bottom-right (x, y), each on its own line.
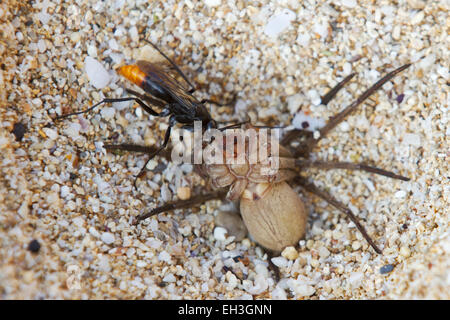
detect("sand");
top-left (0, 0), bottom-right (448, 299)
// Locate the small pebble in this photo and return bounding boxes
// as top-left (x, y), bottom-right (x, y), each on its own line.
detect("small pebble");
top-left (271, 256), bottom-right (288, 268)
top-left (12, 123), bottom-right (26, 141)
top-left (101, 232), bottom-right (115, 245)
top-left (352, 241), bottom-right (362, 251)
top-left (84, 56), bottom-right (111, 89)
top-left (27, 239), bottom-right (41, 253)
top-left (177, 187), bottom-right (191, 200)
top-left (89, 227), bottom-right (100, 238)
top-left (158, 250), bottom-right (171, 263)
top-left (204, 0), bottom-right (221, 7)
top-left (396, 93), bottom-right (405, 103)
top-left (163, 273), bottom-right (176, 283)
top-left (294, 284), bottom-right (315, 297)
top-left (42, 128), bottom-right (58, 140)
top-left (213, 227), bottom-right (228, 241)
top-left (281, 246), bottom-right (298, 260)
top-left (395, 190), bottom-right (407, 198)
top-left (400, 246), bottom-right (411, 258)
top-left (342, 0), bottom-right (357, 8)
top-left (318, 246), bottom-right (330, 259)
top-left (380, 264), bottom-right (395, 274)
top-left (264, 9), bottom-right (296, 37)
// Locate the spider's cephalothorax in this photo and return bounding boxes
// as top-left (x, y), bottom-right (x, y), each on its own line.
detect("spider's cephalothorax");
top-left (202, 124), bottom-right (297, 201)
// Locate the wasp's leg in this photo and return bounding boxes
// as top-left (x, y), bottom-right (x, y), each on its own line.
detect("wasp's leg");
top-left (295, 64), bottom-right (411, 157)
top-left (295, 160), bottom-right (410, 181)
top-left (55, 96), bottom-right (164, 120)
top-left (135, 189), bottom-right (228, 224)
top-left (294, 177), bottom-right (382, 254)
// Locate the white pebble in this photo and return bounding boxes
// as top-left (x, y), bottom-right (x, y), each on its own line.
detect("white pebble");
top-left (213, 227), bottom-right (228, 241)
top-left (400, 246), bottom-right (411, 257)
top-left (160, 185), bottom-right (172, 202)
top-left (135, 106), bottom-right (143, 118)
top-left (108, 38), bottom-right (119, 51)
top-left (37, 12), bottom-right (51, 25)
top-left (84, 57), bottom-right (111, 89)
top-left (403, 133), bottom-right (421, 146)
top-left (348, 272), bottom-right (364, 288)
top-left (271, 256), bottom-right (288, 268)
top-left (60, 185), bottom-right (70, 198)
top-left (247, 273), bottom-right (268, 295)
top-left (89, 227), bottom-right (100, 238)
top-left (145, 159), bottom-right (158, 170)
top-left (318, 246), bottom-right (330, 259)
top-left (286, 94), bottom-right (303, 114)
top-left (42, 128), bottom-right (58, 140)
top-left (437, 66), bottom-right (449, 80)
top-left (352, 241), bottom-right (362, 251)
top-left (297, 33), bottom-right (310, 47)
top-left (341, 0), bottom-right (357, 8)
top-left (343, 62), bottom-right (352, 75)
top-left (294, 284), bottom-right (315, 297)
top-left (158, 250), bottom-right (171, 263)
top-left (32, 98), bottom-right (42, 106)
top-left (87, 45), bottom-right (97, 57)
top-left (264, 9), bottom-right (296, 37)
top-left (101, 232), bottom-right (115, 245)
top-left (395, 190), bottom-right (407, 198)
top-left (313, 21), bottom-right (329, 39)
top-left (419, 54), bottom-right (435, 70)
top-left (307, 89), bottom-right (322, 106)
top-left (410, 10), bottom-right (425, 25)
top-left (100, 107), bottom-right (116, 120)
top-left (97, 255), bottom-right (111, 272)
top-left (64, 123), bottom-right (81, 139)
top-left (163, 273), bottom-right (176, 283)
top-left (129, 26), bottom-right (139, 42)
top-left (393, 25), bottom-right (401, 40)
top-left (255, 264), bottom-right (269, 278)
top-left (37, 39), bottom-right (47, 53)
top-left (339, 121), bottom-right (350, 132)
top-left (204, 0), bottom-right (221, 7)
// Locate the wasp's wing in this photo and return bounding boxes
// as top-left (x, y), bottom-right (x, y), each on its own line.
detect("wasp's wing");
top-left (137, 60), bottom-right (199, 113)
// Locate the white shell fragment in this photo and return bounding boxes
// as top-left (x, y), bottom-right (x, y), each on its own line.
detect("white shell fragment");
top-left (84, 56), bottom-right (111, 89)
top-left (264, 9), bottom-right (296, 37)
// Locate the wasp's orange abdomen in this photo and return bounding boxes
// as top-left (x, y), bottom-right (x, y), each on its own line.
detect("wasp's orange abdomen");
top-left (117, 65), bottom-right (146, 88)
